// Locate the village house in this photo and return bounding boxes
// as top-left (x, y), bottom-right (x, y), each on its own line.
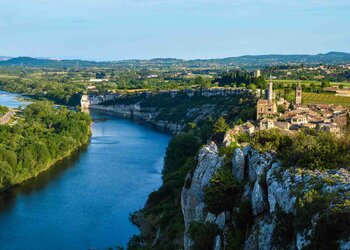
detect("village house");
top-left (254, 78), bottom-right (349, 134)
top-left (240, 122), bottom-right (255, 135)
top-left (259, 118), bottom-right (275, 130)
top-left (291, 114), bottom-right (308, 126)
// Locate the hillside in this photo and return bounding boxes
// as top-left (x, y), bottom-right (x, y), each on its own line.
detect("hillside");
top-left (1, 52), bottom-right (349, 68)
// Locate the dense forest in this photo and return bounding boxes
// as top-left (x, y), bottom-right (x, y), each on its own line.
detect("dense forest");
top-left (0, 102), bottom-right (91, 190)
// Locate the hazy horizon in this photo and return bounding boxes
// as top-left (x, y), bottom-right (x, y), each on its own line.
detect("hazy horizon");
top-left (1, 0), bottom-right (349, 61)
top-left (1, 51), bottom-right (350, 62)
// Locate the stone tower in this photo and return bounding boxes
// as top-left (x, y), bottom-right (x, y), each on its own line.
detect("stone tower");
top-left (267, 76), bottom-right (274, 101)
top-left (295, 80), bottom-right (302, 106)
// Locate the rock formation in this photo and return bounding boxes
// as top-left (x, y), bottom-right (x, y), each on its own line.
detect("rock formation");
top-left (182, 144), bottom-right (350, 250)
top-left (181, 142), bottom-right (224, 250)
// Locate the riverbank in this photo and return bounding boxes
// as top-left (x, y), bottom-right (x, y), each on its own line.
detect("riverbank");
top-left (0, 138), bottom-right (90, 193)
top-left (0, 102), bottom-right (92, 192)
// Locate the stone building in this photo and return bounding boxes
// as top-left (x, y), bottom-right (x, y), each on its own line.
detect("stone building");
top-left (259, 118), bottom-right (275, 130)
top-left (295, 80), bottom-right (302, 106)
top-left (257, 100), bottom-right (277, 119)
top-left (256, 78), bottom-right (277, 120)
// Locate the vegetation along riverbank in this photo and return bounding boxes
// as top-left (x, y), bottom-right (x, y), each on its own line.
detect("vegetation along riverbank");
top-left (0, 102), bottom-right (92, 191)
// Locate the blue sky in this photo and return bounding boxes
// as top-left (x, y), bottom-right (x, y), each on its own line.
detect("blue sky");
top-left (0, 0), bottom-right (349, 60)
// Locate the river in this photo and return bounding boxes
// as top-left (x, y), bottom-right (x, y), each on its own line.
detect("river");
top-left (0, 91), bottom-right (171, 249)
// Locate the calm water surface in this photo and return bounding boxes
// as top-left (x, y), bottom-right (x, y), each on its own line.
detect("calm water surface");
top-left (0, 92), bottom-right (171, 249)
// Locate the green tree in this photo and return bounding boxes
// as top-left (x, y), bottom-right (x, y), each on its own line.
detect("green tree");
top-left (163, 133), bottom-right (200, 178)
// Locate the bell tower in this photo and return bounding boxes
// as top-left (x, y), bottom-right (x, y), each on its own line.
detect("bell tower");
top-left (295, 80), bottom-right (302, 106)
top-left (267, 76), bottom-right (274, 101)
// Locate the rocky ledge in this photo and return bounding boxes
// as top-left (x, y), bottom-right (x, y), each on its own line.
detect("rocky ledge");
top-left (181, 143), bottom-right (350, 250)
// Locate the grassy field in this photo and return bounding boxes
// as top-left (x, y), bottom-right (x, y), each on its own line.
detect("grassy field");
top-left (302, 92), bottom-right (350, 107)
top-left (272, 79), bottom-right (350, 87)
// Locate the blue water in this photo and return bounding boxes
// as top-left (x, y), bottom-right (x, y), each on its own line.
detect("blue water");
top-left (0, 90), bottom-right (30, 108)
top-left (0, 92), bottom-right (171, 249)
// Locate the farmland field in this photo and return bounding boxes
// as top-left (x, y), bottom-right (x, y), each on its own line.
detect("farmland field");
top-left (272, 79), bottom-right (350, 87)
top-left (302, 92), bottom-right (350, 107)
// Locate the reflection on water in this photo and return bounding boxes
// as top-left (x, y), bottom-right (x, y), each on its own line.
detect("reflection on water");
top-left (0, 147), bottom-right (87, 213)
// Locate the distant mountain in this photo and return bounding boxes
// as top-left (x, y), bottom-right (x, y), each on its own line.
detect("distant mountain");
top-left (0, 57), bottom-right (105, 67)
top-left (210, 52), bottom-right (350, 66)
top-left (0, 52), bottom-right (349, 68)
top-left (0, 56), bottom-right (12, 61)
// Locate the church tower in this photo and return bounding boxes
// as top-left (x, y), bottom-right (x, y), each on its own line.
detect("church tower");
top-left (267, 76), bottom-right (274, 101)
top-left (295, 80), bottom-right (302, 106)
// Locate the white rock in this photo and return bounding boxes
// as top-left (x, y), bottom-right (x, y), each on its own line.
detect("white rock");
top-left (232, 148), bottom-right (245, 182)
top-left (205, 213), bottom-right (217, 224)
top-left (241, 184), bottom-right (251, 201)
top-left (266, 162), bottom-right (296, 214)
top-left (297, 231), bottom-right (312, 250)
top-left (181, 141), bottom-right (224, 250)
top-left (248, 150), bottom-right (272, 183)
top-left (244, 223), bottom-right (258, 250)
top-left (258, 216), bottom-right (275, 250)
top-left (252, 181), bottom-right (267, 216)
top-left (213, 235), bottom-right (221, 250)
top-left (215, 212), bottom-right (226, 230)
top-left (338, 239), bottom-right (350, 250)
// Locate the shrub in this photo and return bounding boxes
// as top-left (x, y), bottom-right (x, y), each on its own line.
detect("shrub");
top-left (188, 222), bottom-right (220, 250)
top-left (272, 207), bottom-right (295, 246)
top-left (294, 190), bottom-right (330, 231)
top-left (312, 211), bottom-right (350, 250)
top-left (163, 132), bottom-right (200, 178)
top-left (205, 167), bottom-right (242, 215)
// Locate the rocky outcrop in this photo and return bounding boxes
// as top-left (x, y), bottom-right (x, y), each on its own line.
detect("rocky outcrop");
top-left (181, 142), bottom-right (224, 250)
top-left (182, 144), bottom-right (350, 250)
top-left (232, 148), bottom-right (245, 183)
top-left (251, 181), bottom-right (267, 216)
top-left (244, 215), bottom-right (275, 250)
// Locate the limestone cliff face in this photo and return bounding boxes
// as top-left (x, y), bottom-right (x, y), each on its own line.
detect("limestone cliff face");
top-left (181, 142), bottom-right (224, 250)
top-left (81, 94), bottom-right (184, 134)
top-left (181, 145), bottom-right (350, 250)
top-left (80, 89), bottom-right (254, 135)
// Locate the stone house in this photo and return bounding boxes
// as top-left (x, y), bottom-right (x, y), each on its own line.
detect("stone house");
top-left (259, 118), bottom-right (275, 130)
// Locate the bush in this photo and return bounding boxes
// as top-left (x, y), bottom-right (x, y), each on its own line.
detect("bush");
top-left (205, 166), bottom-right (242, 215)
top-left (312, 211), bottom-right (350, 249)
top-left (294, 190), bottom-right (330, 231)
top-left (273, 207), bottom-right (295, 246)
top-left (212, 117), bottom-right (229, 143)
top-left (188, 222), bottom-right (220, 250)
top-left (250, 129), bottom-right (350, 170)
top-left (163, 133), bottom-right (200, 178)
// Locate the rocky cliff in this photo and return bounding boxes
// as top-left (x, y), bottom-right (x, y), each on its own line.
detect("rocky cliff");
top-left (181, 143), bottom-right (350, 250)
top-left (81, 89), bottom-right (255, 134)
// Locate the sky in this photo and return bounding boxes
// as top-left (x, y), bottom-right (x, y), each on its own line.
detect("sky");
top-left (0, 0), bottom-right (349, 60)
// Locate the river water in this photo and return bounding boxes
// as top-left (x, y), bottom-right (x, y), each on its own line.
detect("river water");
top-left (0, 92), bottom-right (171, 249)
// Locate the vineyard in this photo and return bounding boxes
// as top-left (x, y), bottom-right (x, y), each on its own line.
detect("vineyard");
top-left (303, 92), bottom-right (350, 107)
